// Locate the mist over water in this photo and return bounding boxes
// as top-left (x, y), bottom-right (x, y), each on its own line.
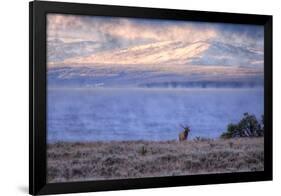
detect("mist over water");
top-left (47, 87), bottom-right (263, 142)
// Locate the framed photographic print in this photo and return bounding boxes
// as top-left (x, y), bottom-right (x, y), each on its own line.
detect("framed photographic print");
top-left (29, 1), bottom-right (272, 195)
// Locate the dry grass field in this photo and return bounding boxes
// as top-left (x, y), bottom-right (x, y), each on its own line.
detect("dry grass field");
top-left (47, 137), bottom-right (264, 183)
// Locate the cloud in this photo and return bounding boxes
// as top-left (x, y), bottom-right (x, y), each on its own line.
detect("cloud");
top-left (47, 14), bottom-right (217, 44)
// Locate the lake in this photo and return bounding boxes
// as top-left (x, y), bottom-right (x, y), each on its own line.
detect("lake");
top-left (47, 87), bottom-right (264, 142)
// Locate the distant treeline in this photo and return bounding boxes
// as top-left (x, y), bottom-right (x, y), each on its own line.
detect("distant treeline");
top-left (140, 81), bottom-right (263, 88)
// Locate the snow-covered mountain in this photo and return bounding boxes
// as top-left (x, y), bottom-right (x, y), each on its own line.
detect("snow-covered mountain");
top-left (47, 39), bottom-right (263, 88)
top-left (188, 41), bottom-right (263, 67)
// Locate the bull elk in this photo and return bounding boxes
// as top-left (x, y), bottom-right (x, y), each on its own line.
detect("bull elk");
top-left (178, 125), bottom-right (191, 141)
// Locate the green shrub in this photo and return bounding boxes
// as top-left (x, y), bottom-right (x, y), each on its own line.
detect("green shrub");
top-left (221, 113), bottom-right (264, 139)
top-left (261, 114), bottom-right (264, 132)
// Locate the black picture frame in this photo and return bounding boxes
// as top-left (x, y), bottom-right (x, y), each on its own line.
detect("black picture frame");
top-left (29, 1), bottom-right (273, 195)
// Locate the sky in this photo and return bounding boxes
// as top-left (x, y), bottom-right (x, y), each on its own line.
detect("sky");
top-left (47, 13), bottom-right (264, 87)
